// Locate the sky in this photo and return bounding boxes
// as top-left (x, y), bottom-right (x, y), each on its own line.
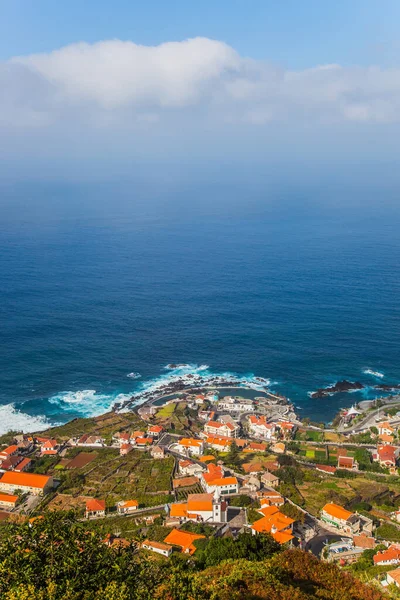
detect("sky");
top-left (2, 0), bottom-right (400, 182)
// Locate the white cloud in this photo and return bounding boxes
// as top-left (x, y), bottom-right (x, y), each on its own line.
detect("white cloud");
top-left (2, 36), bottom-right (400, 130)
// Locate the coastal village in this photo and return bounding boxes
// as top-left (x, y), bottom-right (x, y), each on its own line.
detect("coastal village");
top-left (2, 388), bottom-right (400, 595)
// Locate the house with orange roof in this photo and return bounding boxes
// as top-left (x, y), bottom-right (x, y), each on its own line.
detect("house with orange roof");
top-left (164, 528), bottom-right (205, 554)
top-left (85, 498), bottom-right (106, 518)
top-left (120, 443), bottom-right (133, 456)
top-left (131, 431), bottom-right (145, 441)
top-left (40, 439), bottom-right (59, 455)
top-left (142, 539), bottom-right (172, 557)
top-left (272, 442), bottom-right (285, 454)
top-left (386, 567), bottom-right (400, 588)
top-left (14, 457), bottom-right (32, 473)
top-left (0, 455), bottom-right (24, 472)
top-left (251, 505), bottom-right (294, 545)
top-left (170, 492), bottom-right (228, 524)
top-left (148, 425), bottom-right (163, 438)
top-left (0, 493), bottom-right (18, 509)
top-left (202, 475), bottom-right (238, 496)
top-left (379, 433), bottom-right (395, 445)
top-left (316, 464), bottom-right (337, 475)
top-left (320, 503), bottom-right (373, 535)
top-left (378, 422), bottom-right (395, 436)
top-left (0, 471), bottom-right (53, 495)
top-left (116, 499), bottom-right (138, 514)
top-left (374, 546), bottom-right (400, 566)
top-left (276, 421), bottom-right (296, 439)
top-left (337, 456), bottom-right (358, 470)
top-left (0, 445), bottom-right (19, 462)
top-left (244, 442), bottom-right (268, 453)
top-left (374, 445), bottom-right (400, 468)
top-left (248, 416), bottom-right (276, 440)
top-left (205, 436), bottom-right (232, 451)
top-left (135, 437), bottom-right (153, 447)
top-left (204, 420), bottom-right (239, 438)
top-left (199, 455), bottom-right (215, 463)
top-left (259, 490), bottom-right (284, 507)
top-left (176, 438), bottom-right (204, 457)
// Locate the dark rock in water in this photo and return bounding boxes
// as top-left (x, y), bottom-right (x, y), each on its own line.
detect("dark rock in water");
top-left (374, 384), bottom-right (400, 391)
top-left (310, 380), bottom-right (364, 399)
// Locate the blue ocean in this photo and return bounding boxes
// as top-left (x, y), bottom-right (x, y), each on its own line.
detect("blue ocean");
top-left (1, 179), bottom-right (400, 433)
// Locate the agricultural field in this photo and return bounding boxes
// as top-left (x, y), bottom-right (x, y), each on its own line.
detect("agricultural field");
top-left (36, 410), bottom-right (147, 443)
top-left (50, 448), bottom-right (175, 508)
top-left (151, 401), bottom-right (202, 435)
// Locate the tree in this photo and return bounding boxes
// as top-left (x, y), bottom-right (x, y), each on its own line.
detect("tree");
top-left (226, 440), bottom-right (240, 468)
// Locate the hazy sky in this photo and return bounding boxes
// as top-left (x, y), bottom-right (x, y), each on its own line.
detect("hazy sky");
top-left (2, 0), bottom-right (400, 180)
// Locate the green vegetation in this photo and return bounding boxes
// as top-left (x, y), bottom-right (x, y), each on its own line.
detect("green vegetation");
top-left (0, 512), bottom-right (385, 599)
top-left (156, 403), bottom-right (176, 417)
top-left (376, 522), bottom-right (400, 542)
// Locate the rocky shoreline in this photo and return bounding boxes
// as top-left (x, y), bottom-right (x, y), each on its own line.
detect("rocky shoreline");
top-left (310, 379), bottom-right (400, 399)
top-left (112, 373), bottom-right (288, 413)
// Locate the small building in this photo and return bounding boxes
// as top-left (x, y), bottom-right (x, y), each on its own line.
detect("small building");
top-left (248, 416), bottom-right (276, 440)
top-left (14, 458), bottom-right (32, 472)
top-left (316, 464), bottom-right (337, 475)
top-left (243, 462), bottom-right (263, 475)
top-left (205, 436), bottom-right (232, 452)
top-left (179, 459), bottom-right (203, 476)
top-left (374, 445), bottom-right (399, 468)
top-left (379, 433), bottom-right (395, 445)
top-left (0, 493), bottom-right (18, 509)
top-left (142, 539), bottom-right (172, 557)
top-left (40, 439), bottom-right (59, 455)
top-left (0, 455), bottom-right (24, 472)
top-left (164, 528), bottom-right (205, 555)
top-left (170, 492), bottom-right (227, 524)
top-left (117, 499), bottom-right (138, 514)
top-left (204, 420), bottom-right (239, 438)
top-left (85, 498), bottom-right (106, 518)
top-left (176, 438), bottom-right (204, 457)
top-left (120, 443), bottom-right (133, 456)
top-left (0, 472), bottom-right (53, 496)
top-left (0, 445), bottom-right (19, 463)
top-left (353, 534), bottom-right (376, 549)
top-left (217, 397), bottom-right (255, 413)
top-left (320, 503), bottom-right (373, 535)
top-left (259, 489), bottom-right (284, 507)
top-left (78, 435), bottom-right (105, 448)
top-left (241, 475), bottom-right (261, 493)
top-left (151, 446), bottom-right (165, 459)
top-left (148, 425), bottom-right (163, 438)
top-left (378, 422), bottom-right (395, 436)
top-left (261, 471), bottom-right (280, 488)
top-left (374, 546), bottom-right (400, 566)
top-left (386, 567), bottom-right (400, 588)
top-left (276, 421), bottom-right (296, 439)
top-left (135, 437), bottom-right (153, 447)
top-left (203, 475), bottom-right (238, 496)
top-left (337, 456), bottom-right (358, 470)
top-left (245, 442), bottom-right (268, 453)
top-left (272, 442), bottom-right (285, 454)
top-left (251, 505), bottom-right (294, 545)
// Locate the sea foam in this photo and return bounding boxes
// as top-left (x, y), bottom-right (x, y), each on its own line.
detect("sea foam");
top-left (0, 403), bottom-right (51, 435)
top-left (48, 389), bottom-right (132, 417)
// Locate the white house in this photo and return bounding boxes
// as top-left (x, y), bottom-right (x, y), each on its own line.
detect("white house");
top-left (142, 539), bottom-right (172, 557)
top-left (248, 416), bottom-right (276, 440)
top-left (204, 420), bottom-right (239, 438)
top-left (175, 438), bottom-right (204, 457)
top-left (217, 397), bottom-right (255, 412)
top-left (170, 492), bottom-right (227, 524)
top-left (117, 500), bottom-right (138, 514)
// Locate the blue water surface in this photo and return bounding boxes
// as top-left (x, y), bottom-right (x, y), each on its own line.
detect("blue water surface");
top-left (0, 180), bottom-right (399, 430)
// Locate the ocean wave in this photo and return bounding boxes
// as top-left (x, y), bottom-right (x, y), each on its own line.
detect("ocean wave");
top-left (0, 404), bottom-right (51, 435)
top-left (127, 372), bottom-right (141, 379)
top-left (48, 389), bottom-right (132, 417)
top-left (39, 364), bottom-right (272, 422)
top-left (363, 368), bottom-right (384, 379)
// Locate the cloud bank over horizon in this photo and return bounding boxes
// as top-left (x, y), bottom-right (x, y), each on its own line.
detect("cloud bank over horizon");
top-left (3, 35), bottom-right (400, 132)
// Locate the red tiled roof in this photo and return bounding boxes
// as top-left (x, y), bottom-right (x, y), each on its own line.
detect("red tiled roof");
top-left (86, 499), bottom-right (106, 512)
